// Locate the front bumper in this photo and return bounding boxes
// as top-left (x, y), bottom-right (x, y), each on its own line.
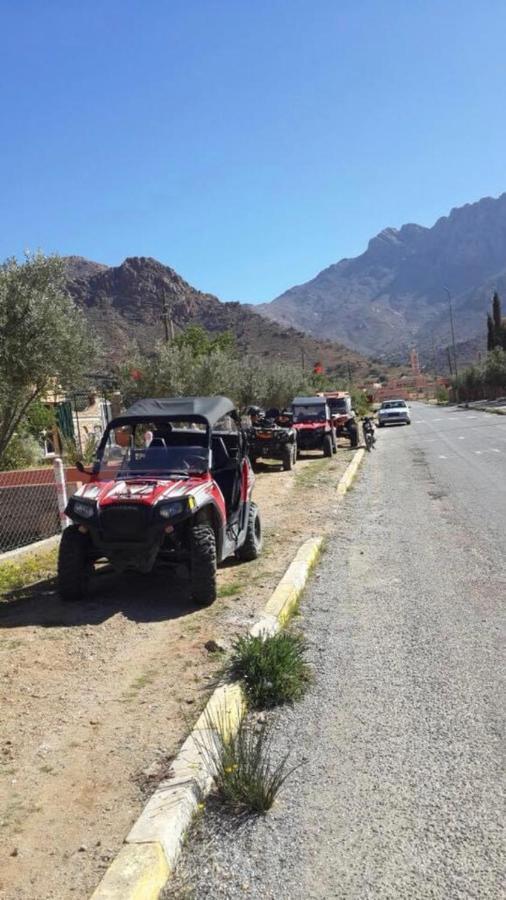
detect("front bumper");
top-left (378, 414), bottom-right (409, 425)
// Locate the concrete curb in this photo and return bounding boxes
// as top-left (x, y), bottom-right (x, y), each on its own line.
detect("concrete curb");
top-left (90, 449), bottom-right (365, 898)
top-left (337, 448), bottom-right (365, 496)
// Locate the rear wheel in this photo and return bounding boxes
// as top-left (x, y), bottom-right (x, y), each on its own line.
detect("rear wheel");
top-left (58, 525), bottom-right (93, 603)
top-left (190, 523), bottom-right (217, 606)
top-left (282, 446), bottom-right (293, 471)
top-left (236, 502), bottom-right (262, 562)
top-left (348, 423), bottom-right (359, 448)
top-left (323, 434), bottom-right (333, 457)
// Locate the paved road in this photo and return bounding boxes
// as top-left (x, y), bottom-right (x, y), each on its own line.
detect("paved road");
top-left (174, 403), bottom-right (505, 899)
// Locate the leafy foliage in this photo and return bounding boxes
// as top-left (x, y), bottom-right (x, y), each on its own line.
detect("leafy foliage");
top-left (228, 632), bottom-right (310, 709)
top-left (0, 253), bottom-right (98, 466)
top-left (435, 386), bottom-right (449, 405)
top-left (454, 348), bottom-right (506, 400)
top-left (486, 292), bottom-right (506, 351)
top-left (117, 325), bottom-right (357, 411)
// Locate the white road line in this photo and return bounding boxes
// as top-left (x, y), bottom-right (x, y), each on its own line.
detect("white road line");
top-left (491, 448), bottom-right (501, 453)
top-left (475, 451), bottom-right (482, 455)
top-left (415, 420), bottom-right (424, 423)
top-left (466, 416), bottom-right (477, 419)
top-left (438, 455), bottom-right (447, 459)
top-left (458, 436), bottom-right (465, 440)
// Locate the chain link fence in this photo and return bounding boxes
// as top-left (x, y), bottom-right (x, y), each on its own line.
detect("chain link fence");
top-left (0, 383), bottom-right (116, 555)
top-left (0, 466), bottom-right (83, 554)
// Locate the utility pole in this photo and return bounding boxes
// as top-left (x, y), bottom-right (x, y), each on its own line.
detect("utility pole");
top-left (161, 290), bottom-right (175, 343)
top-left (301, 346), bottom-right (305, 372)
top-left (446, 346), bottom-right (453, 377)
top-left (444, 286), bottom-right (458, 379)
top-left (430, 331), bottom-right (437, 375)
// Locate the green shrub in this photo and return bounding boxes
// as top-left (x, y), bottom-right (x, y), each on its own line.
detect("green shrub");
top-left (228, 632), bottom-right (310, 709)
top-left (435, 386), bottom-right (449, 405)
top-left (0, 433), bottom-right (43, 471)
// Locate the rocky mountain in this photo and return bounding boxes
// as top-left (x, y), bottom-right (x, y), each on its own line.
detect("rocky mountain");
top-left (257, 193), bottom-right (506, 361)
top-left (64, 255), bottom-right (373, 378)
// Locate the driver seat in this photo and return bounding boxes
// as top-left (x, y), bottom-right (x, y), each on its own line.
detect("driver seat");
top-left (211, 435), bottom-right (240, 513)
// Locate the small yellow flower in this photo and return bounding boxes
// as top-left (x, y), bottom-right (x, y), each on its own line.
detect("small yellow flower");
top-left (224, 764), bottom-right (238, 774)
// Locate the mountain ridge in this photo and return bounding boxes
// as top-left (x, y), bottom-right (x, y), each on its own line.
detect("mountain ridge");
top-left (256, 193), bottom-right (506, 360)
top-left (64, 255), bottom-right (375, 378)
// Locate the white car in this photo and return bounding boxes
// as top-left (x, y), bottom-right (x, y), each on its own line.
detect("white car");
top-left (377, 399), bottom-right (411, 427)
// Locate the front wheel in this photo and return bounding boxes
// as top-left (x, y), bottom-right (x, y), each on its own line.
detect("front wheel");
top-left (58, 525), bottom-right (93, 603)
top-left (236, 502), bottom-right (262, 562)
top-left (282, 446), bottom-right (293, 471)
top-left (364, 431), bottom-right (373, 452)
top-left (190, 523), bottom-right (217, 606)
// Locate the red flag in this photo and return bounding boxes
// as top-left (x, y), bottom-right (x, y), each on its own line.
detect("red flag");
top-left (131, 368), bottom-right (142, 381)
top-left (313, 362), bottom-right (323, 375)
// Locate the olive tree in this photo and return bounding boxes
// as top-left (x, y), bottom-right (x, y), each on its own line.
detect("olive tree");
top-left (0, 253), bottom-right (96, 466)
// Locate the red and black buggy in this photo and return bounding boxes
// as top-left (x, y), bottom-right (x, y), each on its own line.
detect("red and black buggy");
top-left (58, 397), bottom-right (262, 607)
top-left (291, 396), bottom-right (337, 458)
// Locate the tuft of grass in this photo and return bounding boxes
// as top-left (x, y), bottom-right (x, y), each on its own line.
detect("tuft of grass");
top-left (217, 581), bottom-right (243, 599)
top-left (228, 632), bottom-right (310, 709)
top-left (199, 715), bottom-right (298, 814)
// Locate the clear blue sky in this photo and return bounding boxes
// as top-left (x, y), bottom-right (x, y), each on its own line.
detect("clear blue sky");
top-left (1, 0), bottom-right (505, 302)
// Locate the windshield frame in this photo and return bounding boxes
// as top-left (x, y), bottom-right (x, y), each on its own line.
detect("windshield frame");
top-left (93, 415), bottom-right (212, 479)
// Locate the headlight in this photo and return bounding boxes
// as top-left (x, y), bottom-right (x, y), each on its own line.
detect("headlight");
top-left (158, 500), bottom-right (186, 519)
top-left (72, 500), bottom-right (95, 519)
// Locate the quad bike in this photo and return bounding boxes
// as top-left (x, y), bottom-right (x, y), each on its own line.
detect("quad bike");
top-left (246, 407), bottom-right (297, 471)
top-left (320, 392), bottom-right (359, 448)
top-left (58, 396), bottom-right (262, 607)
top-left (362, 416), bottom-right (376, 451)
top-left (291, 396), bottom-right (337, 458)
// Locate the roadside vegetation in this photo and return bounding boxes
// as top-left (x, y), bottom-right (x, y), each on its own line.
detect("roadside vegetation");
top-left (200, 713), bottom-right (297, 814)
top-left (0, 253), bottom-right (97, 470)
top-left (0, 547), bottom-right (58, 596)
top-left (117, 324), bottom-right (364, 412)
top-left (228, 632), bottom-right (310, 709)
top-left (455, 294), bottom-right (506, 401)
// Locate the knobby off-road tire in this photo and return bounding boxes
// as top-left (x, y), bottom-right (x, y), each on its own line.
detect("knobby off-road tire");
top-left (282, 445), bottom-right (294, 471)
top-left (190, 523), bottom-right (217, 606)
top-left (323, 434), bottom-right (333, 457)
top-left (57, 525), bottom-right (93, 603)
top-left (348, 424), bottom-right (359, 448)
top-left (364, 431), bottom-right (374, 452)
top-left (236, 502), bottom-right (262, 562)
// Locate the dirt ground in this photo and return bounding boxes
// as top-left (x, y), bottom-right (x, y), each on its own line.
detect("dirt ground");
top-left (0, 446), bottom-right (353, 900)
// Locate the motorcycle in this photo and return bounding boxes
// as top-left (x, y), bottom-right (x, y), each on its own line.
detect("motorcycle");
top-left (362, 416), bottom-right (376, 451)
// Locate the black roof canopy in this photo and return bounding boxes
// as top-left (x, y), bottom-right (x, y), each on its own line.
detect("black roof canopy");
top-left (292, 396), bottom-right (328, 406)
top-left (120, 396), bottom-right (237, 426)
